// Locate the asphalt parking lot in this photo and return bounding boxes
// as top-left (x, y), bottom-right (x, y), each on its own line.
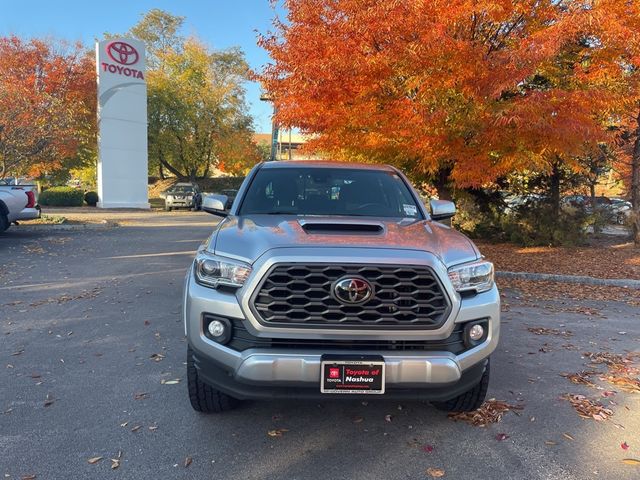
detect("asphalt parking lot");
top-left (1, 212), bottom-right (639, 480)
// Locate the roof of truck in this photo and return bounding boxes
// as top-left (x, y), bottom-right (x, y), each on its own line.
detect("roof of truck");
top-left (259, 161), bottom-right (396, 171)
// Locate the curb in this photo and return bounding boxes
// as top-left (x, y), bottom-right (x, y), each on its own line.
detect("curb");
top-left (14, 221), bottom-right (118, 232)
top-left (496, 271), bottom-right (640, 290)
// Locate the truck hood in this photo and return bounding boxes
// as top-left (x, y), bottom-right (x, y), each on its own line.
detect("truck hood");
top-left (210, 215), bottom-right (479, 267)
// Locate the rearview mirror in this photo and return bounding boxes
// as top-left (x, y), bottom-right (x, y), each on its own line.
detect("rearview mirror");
top-left (429, 199), bottom-right (456, 221)
top-left (202, 194), bottom-right (229, 217)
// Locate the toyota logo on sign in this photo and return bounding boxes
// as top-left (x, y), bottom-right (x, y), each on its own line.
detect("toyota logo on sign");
top-left (333, 277), bottom-right (373, 305)
top-left (107, 41), bottom-right (139, 65)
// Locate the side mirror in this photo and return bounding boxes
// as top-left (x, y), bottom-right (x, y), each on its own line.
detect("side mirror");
top-left (202, 194), bottom-right (229, 217)
top-left (430, 199), bottom-right (456, 221)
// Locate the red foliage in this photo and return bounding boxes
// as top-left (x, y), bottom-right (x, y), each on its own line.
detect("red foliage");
top-left (0, 35), bottom-right (95, 178)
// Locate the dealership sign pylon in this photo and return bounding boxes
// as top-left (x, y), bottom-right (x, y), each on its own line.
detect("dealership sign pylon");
top-left (96, 38), bottom-right (149, 209)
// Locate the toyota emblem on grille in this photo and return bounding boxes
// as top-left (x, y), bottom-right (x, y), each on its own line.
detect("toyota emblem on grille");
top-left (333, 277), bottom-right (373, 304)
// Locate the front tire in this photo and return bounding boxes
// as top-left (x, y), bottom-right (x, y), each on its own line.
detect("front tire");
top-left (432, 359), bottom-right (490, 412)
top-left (187, 346), bottom-right (239, 413)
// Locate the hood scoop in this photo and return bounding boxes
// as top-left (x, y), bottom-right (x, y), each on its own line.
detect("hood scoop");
top-left (299, 219), bottom-right (384, 235)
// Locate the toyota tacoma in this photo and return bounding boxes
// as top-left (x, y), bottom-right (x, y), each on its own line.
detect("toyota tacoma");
top-left (184, 161), bottom-right (499, 413)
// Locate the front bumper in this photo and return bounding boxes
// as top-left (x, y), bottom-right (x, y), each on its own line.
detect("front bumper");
top-left (183, 251), bottom-right (500, 400)
top-left (166, 198), bottom-right (195, 208)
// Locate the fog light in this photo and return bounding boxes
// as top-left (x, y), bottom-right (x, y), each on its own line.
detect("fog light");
top-left (463, 321), bottom-right (488, 348)
top-left (208, 320), bottom-right (226, 338)
top-left (204, 316), bottom-right (232, 344)
top-left (469, 324), bottom-right (484, 341)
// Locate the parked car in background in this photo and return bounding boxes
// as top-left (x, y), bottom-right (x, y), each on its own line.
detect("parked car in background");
top-left (221, 189), bottom-right (238, 210)
top-left (164, 183), bottom-right (202, 211)
top-left (561, 195), bottom-right (631, 225)
top-left (609, 197), bottom-right (632, 224)
top-left (0, 182), bottom-right (39, 232)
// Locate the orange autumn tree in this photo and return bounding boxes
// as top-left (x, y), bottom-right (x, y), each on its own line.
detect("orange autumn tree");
top-left (579, 0), bottom-right (640, 245)
top-left (0, 36), bottom-right (95, 179)
top-left (258, 0), bottom-right (614, 195)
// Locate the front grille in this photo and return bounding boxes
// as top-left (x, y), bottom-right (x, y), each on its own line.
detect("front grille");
top-left (227, 319), bottom-right (474, 353)
top-left (250, 263), bottom-right (451, 329)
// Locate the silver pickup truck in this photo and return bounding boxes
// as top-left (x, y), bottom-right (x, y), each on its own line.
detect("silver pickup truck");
top-left (0, 182), bottom-right (40, 232)
top-left (183, 161), bottom-right (499, 413)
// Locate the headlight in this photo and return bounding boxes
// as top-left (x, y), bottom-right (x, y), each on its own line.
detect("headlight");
top-left (448, 259), bottom-right (494, 293)
top-left (194, 253), bottom-right (252, 289)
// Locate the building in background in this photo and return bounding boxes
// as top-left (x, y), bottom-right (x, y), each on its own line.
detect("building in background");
top-left (253, 131), bottom-right (321, 161)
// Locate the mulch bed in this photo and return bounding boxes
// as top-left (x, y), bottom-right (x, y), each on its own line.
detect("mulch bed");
top-left (476, 241), bottom-right (640, 280)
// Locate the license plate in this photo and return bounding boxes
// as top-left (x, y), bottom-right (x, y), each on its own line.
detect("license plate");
top-left (320, 356), bottom-right (385, 394)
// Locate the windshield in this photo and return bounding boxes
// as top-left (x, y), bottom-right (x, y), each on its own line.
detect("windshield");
top-left (239, 167), bottom-right (423, 218)
top-left (169, 186), bottom-right (195, 194)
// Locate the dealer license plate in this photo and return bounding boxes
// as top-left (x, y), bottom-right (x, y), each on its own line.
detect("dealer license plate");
top-left (320, 356), bottom-right (385, 394)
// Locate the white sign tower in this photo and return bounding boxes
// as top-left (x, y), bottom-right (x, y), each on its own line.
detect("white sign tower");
top-left (96, 38), bottom-right (149, 209)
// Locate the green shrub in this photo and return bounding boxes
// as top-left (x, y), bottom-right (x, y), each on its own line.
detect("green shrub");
top-left (499, 203), bottom-right (590, 246)
top-left (39, 187), bottom-right (84, 207)
top-left (84, 191), bottom-right (99, 206)
top-left (453, 192), bottom-right (591, 247)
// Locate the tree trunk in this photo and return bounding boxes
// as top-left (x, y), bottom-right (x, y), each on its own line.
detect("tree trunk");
top-left (434, 167), bottom-right (453, 200)
top-left (632, 108), bottom-right (640, 247)
top-left (550, 160), bottom-right (561, 220)
top-left (158, 162), bottom-right (165, 180)
top-left (158, 154), bottom-right (185, 179)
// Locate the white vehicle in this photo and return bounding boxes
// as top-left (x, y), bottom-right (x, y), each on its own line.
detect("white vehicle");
top-left (0, 182), bottom-right (40, 232)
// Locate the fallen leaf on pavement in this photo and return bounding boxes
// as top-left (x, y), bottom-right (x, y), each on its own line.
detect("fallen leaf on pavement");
top-left (563, 433), bottom-right (574, 441)
top-left (603, 375), bottom-right (640, 393)
top-left (87, 457), bottom-right (103, 464)
top-left (161, 379), bottom-right (180, 385)
top-left (385, 414), bottom-right (393, 422)
top-left (134, 392), bottom-right (149, 400)
top-left (149, 425), bottom-right (158, 431)
top-left (267, 429), bottom-right (289, 437)
top-left (426, 467), bottom-right (445, 478)
top-left (184, 456), bottom-right (192, 468)
top-left (43, 395), bottom-right (54, 407)
top-left (150, 353), bottom-right (165, 362)
top-left (545, 440), bottom-right (557, 445)
top-left (422, 445), bottom-right (434, 453)
top-left (110, 459), bottom-right (120, 470)
top-left (562, 394), bottom-right (613, 421)
top-left (527, 327), bottom-right (572, 337)
top-left (353, 416), bottom-right (364, 423)
top-left (131, 425), bottom-right (141, 432)
top-left (448, 399), bottom-right (523, 427)
top-left (21, 475), bottom-right (37, 480)
top-left (495, 433), bottom-right (509, 441)
top-left (621, 442), bottom-right (629, 450)
top-left (120, 421), bottom-right (128, 427)
top-left (561, 371), bottom-right (599, 388)
top-left (622, 459), bottom-right (640, 465)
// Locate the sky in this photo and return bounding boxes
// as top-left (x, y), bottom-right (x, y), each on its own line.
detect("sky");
top-left (0, 0), bottom-right (284, 133)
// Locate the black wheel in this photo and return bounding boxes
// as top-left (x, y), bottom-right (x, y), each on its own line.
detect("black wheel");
top-left (187, 346), bottom-right (239, 413)
top-left (432, 359), bottom-right (490, 412)
top-left (0, 213), bottom-right (9, 233)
